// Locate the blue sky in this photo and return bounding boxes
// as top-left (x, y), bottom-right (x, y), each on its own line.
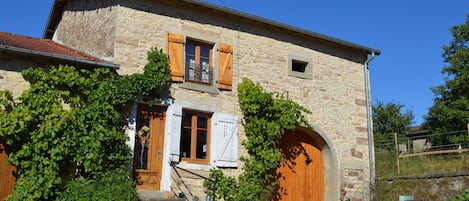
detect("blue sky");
top-left (0, 1), bottom-right (468, 125)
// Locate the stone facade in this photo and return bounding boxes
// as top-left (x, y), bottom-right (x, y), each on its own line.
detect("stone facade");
top-left (0, 54), bottom-right (39, 98)
top-left (49, 0), bottom-right (379, 200)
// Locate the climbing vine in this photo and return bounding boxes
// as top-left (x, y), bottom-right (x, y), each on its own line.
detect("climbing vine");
top-left (0, 48), bottom-right (170, 201)
top-left (204, 78), bottom-right (311, 200)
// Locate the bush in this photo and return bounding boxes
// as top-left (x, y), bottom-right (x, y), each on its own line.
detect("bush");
top-left (56, 169), bottom-right (138, 201)
top-left (453, 192), bottom-right (469, 201)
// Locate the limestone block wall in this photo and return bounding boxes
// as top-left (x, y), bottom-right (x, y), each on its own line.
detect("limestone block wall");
top-left (53, 0), bottom-right (118, 61)
top-left (51, 0), bottom-right (374, 200)
top-left (0, 54), bottom-right (36, 98)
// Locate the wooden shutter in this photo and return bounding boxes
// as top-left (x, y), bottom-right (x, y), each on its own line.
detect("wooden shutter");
top-left (127, 102), bottom-right (138, 152)
top-left (166, 33), bottom-right (184, 82)
top-left (213, 113), bottom-right (238, 167)
top-left (167, 103), bottom-right (182, 163)
top-left (218, 44), bottom-right (233, 90)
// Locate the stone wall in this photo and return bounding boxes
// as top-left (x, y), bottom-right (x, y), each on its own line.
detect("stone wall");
top-left (0, 54), bottom-right (36, 98)
top-left (375, 176), bottom-right (469, 200)
top-left (53, 0), bottom-right (118, 61)
top-left (52, 0), bottom-right (374, 200)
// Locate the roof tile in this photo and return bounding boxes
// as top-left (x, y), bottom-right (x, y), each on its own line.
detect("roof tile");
top-left (0, 31), bottom-right (106, 62)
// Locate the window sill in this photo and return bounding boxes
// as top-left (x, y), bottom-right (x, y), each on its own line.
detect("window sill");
top-left (180, 82), bottom-right (219, 94)
top-left (176, 161), bottom-right (213, 172)
top-left (288, 71), bottom-right (313, 80)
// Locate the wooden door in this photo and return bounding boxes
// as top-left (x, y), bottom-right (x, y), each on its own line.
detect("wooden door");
top-left (0, 141), bottom-right (16, 200)
top-left (275, 130), bottom-right (324, 201)
top-left (133, 105), bottom-right (166, 191)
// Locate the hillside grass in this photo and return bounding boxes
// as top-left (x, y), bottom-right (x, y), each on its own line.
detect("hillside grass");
top-left (376, 151), bottom-right (469, 178)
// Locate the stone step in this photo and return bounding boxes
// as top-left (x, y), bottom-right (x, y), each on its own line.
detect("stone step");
top-left (139, 198), bottom-right (186, 201)
top-left (137, 190), bottom-right (186, 201)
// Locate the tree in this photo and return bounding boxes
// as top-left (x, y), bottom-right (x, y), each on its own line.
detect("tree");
top-left (424, 15), bottom-right (469, 145)
top-left (373, 101), bottom-right (414, 151)
top-left (0, 48), bottom-right (170, 201)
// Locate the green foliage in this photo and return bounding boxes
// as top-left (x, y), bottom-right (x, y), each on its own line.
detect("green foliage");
top-left (372, 101), bottom-right (414, 151)
top-left (204, 78), bottom-right (311, 201)
top-left (453, 191), bottom-right (469, 201)
top-left (56, 169), bottom-right (138, 201)
top-left (424, 15), bottom-right (469, 145)
top-left (0, 48), bottom-right (170, 200)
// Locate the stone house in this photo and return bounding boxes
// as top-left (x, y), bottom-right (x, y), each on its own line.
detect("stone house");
top-left (0, 31), bottom-right (118, 200)
top-left (4, 0), bottom-right (382, 200)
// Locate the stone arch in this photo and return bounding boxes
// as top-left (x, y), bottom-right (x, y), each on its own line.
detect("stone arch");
top-left (296, 125), bottom-right (339, 201)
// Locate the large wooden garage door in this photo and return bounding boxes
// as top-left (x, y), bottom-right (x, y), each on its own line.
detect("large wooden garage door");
top-left (275, 130), bottom-right (324, 201)
top-left (0, 141), bottom-right (16, 200)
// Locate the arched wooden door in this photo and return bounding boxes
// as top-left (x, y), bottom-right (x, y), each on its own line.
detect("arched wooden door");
top-left (275, 130), bottom-right (324, 201)
top-left (0, 141), bottom-right (16, 200)
top-left (133, 105), bottom-right (166, 191)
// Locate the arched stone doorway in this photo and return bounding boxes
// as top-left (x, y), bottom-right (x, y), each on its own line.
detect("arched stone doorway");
top-left (274, 127), bottom-right (338, 201)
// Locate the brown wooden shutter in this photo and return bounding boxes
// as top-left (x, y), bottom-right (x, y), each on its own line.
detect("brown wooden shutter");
top-left (218, 44), bottom-right (233, 90)
top-left (166, 33), bottom-right (184, 82)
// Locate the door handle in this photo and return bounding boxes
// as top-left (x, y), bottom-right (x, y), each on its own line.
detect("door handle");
top-left (158, 149), bottom-right (163, 158)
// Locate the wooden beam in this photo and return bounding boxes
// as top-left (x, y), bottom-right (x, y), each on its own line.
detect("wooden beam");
top-left (399, 148), bottom-right (469, 158)
top-left (379, 171), bottom-right (469, 181)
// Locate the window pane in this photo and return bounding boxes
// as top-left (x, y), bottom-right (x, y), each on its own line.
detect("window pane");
top-left (135, 139), bottom-right (149, 169)
top-left (197, 114), bottom-right (208, 129)
top-left (186, 55), bottom-right (195, 64)
top-left (292, 60), bottom-right (308, 73)
top-left (182, 113), bottom-right (192, 127)
top-left (135, 119), bottom-right (150, 170)
top-left (185, 42), bottom-right (195, 55)
top-left (199, 58), bottom-right (210, 83)
top-left (200, 45), bottom-right (210, 57)
top-left (200, 58), bottom-right (209, 66)
top-left (196, 130), bottom-right (207, 159)
top-left (180, 128), bottom-right (192, 158)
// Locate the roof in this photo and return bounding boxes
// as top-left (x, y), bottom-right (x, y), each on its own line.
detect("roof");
top-left (0, 32), bottom-right (119, 69)
top-left (44, 0), bottom-right (381, 56)
top-left (182, 0), bottom-right (381, 56)
top-left (405, 126), bottom-right (432, 138)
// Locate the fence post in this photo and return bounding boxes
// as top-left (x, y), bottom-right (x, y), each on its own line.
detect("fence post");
top-left (395, 133), bottom-right (400, 174)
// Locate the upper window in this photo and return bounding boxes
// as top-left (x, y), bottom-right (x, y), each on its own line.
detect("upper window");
top-left (180, 110), bottom-right (211, 164)
top-left (185, 40), bottom-right (213, 84)
top-left (288, 54), bottom-right (313, 80)
top-left (166, 33), bottom-right (233, 91)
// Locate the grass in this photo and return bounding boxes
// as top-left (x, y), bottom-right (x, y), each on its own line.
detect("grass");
top-left (375, 152), bottom-right (469, 201)
top-left (375, 151), bottom-right (469, 178)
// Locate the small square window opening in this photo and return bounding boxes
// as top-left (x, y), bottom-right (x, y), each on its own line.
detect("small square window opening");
top-left (292, 60), bottom-right (308, 73)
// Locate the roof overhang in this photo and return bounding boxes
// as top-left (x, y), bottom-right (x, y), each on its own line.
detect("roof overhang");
top-left (0, 44), bottom-right (120, 69)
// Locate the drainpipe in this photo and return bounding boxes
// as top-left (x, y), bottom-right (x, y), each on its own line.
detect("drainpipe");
top-left (364, 52), bottom-right (376, 201)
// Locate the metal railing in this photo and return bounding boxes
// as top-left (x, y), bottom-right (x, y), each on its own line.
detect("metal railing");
top-left (184, 62), bottom-right (213, 84)
top-left (170, 162), bottom-right (217, 201)
top-left (375, 130), bottom-right (469, 178)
